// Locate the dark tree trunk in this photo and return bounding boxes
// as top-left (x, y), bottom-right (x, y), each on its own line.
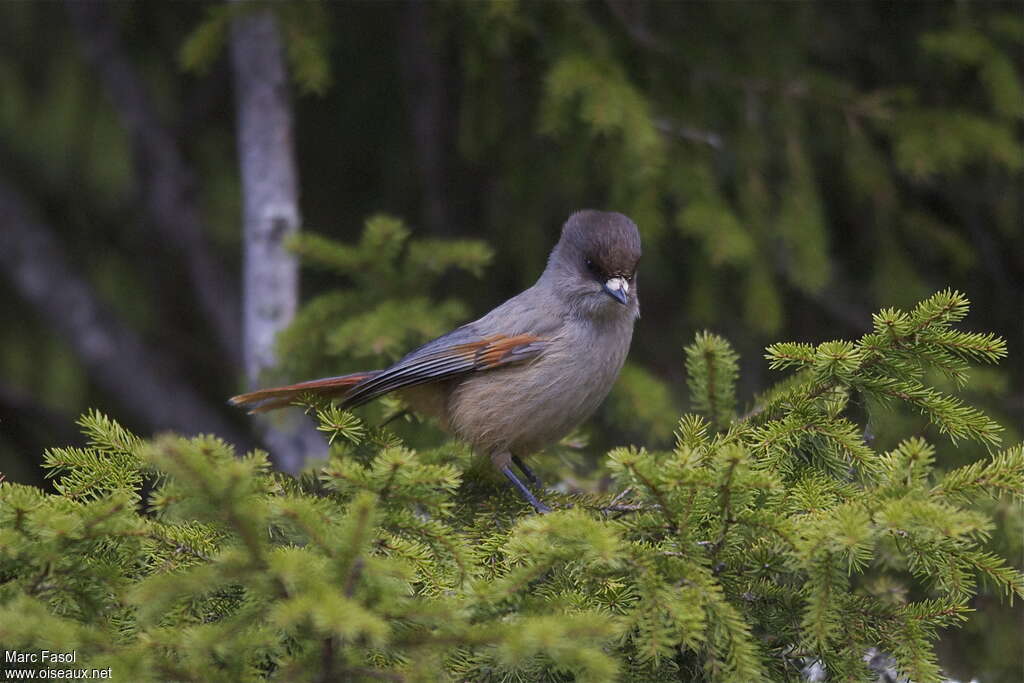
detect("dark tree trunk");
top-left (399, 0), bottom-right (451, 234)
top-left (66, 1), bottom-right (243, 367)
top-left (0, 178), bottom-right (250, 447)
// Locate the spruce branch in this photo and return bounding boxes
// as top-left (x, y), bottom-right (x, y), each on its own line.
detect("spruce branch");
top-left (686, 332), bottom-right (740, 430)
top-left (1, 293), bottom-right (1020, 681)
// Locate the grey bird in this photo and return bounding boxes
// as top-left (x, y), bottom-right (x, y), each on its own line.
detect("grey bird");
top-left (230, 210), bottom-right (642, 512)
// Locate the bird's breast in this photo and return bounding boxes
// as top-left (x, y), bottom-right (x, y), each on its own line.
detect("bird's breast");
top-left (445, 315), bottom-right (634, 455)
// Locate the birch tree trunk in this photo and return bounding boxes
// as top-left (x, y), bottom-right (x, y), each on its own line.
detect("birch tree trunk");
top-left (230, 8), bottom-right (325, 472)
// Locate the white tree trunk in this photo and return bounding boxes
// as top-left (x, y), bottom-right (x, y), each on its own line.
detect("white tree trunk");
top-left (231, 7), bottom-right (325, 472)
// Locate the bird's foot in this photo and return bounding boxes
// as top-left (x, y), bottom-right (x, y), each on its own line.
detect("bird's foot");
top-left (511, 455), bottom-right (542, 489)
top-left (501, 465), bottom-right (551, 514)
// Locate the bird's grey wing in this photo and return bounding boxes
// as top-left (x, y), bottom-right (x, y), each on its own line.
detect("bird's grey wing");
top-left (338, 324), bottom-right (548, 409)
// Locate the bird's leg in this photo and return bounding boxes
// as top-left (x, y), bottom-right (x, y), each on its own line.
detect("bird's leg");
top-left (492, 451), bottom-right (550, 514)
top-left (501, 466), bottom-right (551, 514)
top-left (511, 454), bottom-right (541, 488)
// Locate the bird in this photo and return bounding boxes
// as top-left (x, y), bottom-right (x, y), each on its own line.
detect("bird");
top-left (230, 210), bottom-right (641, 512)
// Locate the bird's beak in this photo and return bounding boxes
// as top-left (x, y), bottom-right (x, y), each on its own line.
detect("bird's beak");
top-left (603, 277), bottom-right (629, 305)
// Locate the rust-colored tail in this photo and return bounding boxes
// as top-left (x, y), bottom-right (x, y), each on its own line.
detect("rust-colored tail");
top-left (229, 371), bottom-right (381, 414)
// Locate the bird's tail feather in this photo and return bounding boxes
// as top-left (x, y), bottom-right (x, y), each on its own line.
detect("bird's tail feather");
top-left (229, 371), bottom-right (381, 414)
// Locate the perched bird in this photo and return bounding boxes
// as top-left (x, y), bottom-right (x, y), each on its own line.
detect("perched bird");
top-left (230, 210), bottom-right (641, 512)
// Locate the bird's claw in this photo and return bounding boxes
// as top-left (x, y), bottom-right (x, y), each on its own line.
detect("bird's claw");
top-left (501, 465), bottom-right (551, 514)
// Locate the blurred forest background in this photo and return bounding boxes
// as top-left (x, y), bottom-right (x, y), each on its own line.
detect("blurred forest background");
top-left (0, 1), bottom-right (1020, 678)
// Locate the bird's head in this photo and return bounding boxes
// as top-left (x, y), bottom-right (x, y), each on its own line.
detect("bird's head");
top-left (547, 210), bottom-right (641, 319)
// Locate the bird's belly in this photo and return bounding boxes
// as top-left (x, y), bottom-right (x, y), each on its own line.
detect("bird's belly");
top-left (445, 336), bottom-right (628, 455)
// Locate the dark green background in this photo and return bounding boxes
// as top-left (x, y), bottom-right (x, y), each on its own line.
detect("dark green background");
top-left (0, 2), bottom-right (1020, 679)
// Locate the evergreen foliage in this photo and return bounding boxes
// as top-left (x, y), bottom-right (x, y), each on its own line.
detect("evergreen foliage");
top-left (2, 291), bottom-right (1021, 682)
top-left (276, 214), bottom-right (493, 384)
top-left (181, 2), bottom-right (332, 94)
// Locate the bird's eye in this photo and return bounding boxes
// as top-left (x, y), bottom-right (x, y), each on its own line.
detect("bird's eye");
top-left (585, 258), bottom-right (600, 275)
